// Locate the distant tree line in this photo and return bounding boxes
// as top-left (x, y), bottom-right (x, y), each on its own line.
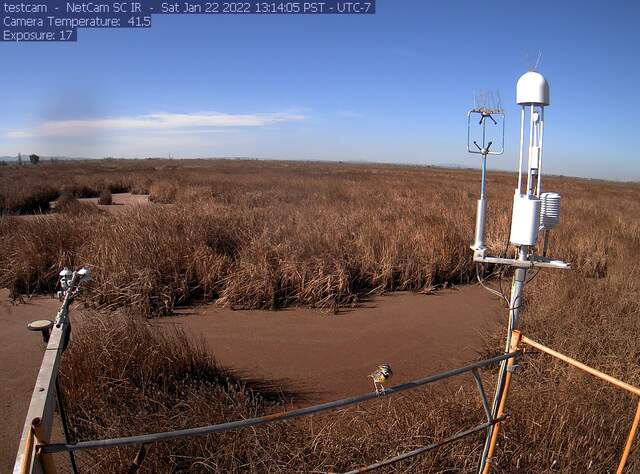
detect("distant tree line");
top-left (15, 153), bottom-right (41, 165)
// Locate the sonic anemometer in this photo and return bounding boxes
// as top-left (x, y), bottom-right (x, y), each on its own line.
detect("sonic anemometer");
top-left (467, 90), bottom-right (505, 256)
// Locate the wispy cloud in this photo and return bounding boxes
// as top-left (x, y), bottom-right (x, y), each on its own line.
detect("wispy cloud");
top-left (4, 111), bottom-right (305, 139)
top-left (5, 130), bottom-right (34, 139)
top-left (336, 109), bottom-right (364, 119)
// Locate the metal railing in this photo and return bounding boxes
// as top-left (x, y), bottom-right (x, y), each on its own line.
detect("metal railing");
top-left (14, 268), bottom-right (90, 474)
top-left (37, 353), bottom-right (517, 472)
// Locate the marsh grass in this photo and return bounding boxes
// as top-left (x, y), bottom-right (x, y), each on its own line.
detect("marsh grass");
top-left (2, 159), bottom-right (640, 472)
top-left (98, 188), bottom-right (113, 205)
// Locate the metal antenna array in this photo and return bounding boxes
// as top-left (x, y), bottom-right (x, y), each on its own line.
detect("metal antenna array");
top-left (469, 71), bottom-right (571, 473)
top-left (468, 90), bottom-right (505, 257)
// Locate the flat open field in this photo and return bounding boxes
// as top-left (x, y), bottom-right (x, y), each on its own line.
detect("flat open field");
top-left (1, 159), bottom-right (639, 472)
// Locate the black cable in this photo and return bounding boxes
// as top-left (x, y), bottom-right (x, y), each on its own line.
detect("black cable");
top-left (55, 378), bottom-right (79, 474)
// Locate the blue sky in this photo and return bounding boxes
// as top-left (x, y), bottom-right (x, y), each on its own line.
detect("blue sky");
top-left (1, 0), bottom-right (639, 180)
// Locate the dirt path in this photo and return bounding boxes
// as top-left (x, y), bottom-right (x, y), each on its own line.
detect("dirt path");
top-left (157, 286), bottom-right (503, 401)
top-left (77, 192), bottom-right (149, 210)
top-left (16, 193), bottom-right (150, 222)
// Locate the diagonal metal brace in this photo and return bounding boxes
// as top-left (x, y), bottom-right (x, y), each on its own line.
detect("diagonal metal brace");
top-left (471, 368), bottom-right (493, 423)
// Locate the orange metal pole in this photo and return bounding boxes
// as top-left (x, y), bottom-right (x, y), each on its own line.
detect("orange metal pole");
top-left (33, 419), bottom-right (57, 474)
top-left (519, 334), bottom-right (640, 397)
top-left (616, 401), bottom-right (640, 474)
top-left (517, 331), bottom-right (640, 473)
top-left (482, 331), bottom-right (522, 474)
top-left (18, 426), bottom-right (34, 474)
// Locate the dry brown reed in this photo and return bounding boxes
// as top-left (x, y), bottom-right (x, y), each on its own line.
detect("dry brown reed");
top-left (98, 188), bottom-right (113, 205)
top-left (1, 160), bottom-right (511, 315)
top-left (2, 159), bottom-right (640, 472)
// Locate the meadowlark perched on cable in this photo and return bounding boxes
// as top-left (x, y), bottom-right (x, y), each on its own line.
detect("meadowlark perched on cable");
top-left (369, 364), bottom-right (393, 394)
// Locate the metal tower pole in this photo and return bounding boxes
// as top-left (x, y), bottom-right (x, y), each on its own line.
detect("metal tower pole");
top-left (478, 246), bottom-right (527, 473)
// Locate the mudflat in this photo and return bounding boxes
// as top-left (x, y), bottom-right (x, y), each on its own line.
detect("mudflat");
top-left (158, 285), bottom-right (502, 401)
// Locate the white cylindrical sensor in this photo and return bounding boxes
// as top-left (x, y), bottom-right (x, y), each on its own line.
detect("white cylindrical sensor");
top-left (529, 146), bottom-right (541, 169)
top-left (540, 192), bottom-right (561, 230)
top-left (472, 198), bottom-right (487, 252)
top-left (510, 192), bottom-right (542, 246)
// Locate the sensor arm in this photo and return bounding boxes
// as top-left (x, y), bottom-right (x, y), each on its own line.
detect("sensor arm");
top-left (473, 141), bottom-right (493, 155)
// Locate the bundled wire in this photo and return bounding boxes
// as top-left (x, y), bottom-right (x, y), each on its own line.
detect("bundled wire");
top-left (475, 263), bottom-right (509, 305)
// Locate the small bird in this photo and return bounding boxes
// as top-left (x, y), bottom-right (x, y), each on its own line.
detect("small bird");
top-left (369, 364), bottom-right (393, 394)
